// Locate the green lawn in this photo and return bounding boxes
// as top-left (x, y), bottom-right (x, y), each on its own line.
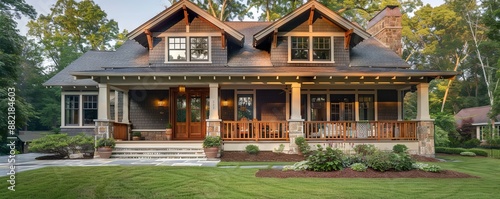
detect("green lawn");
top-left (2, 155), bottom-right (499, 199)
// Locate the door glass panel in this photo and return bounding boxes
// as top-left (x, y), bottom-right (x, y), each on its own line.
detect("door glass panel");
top-left (190, 95), bottom-right (201, 122)
top-left (206, 96), bottom-right (210, 119)
top-left (310, 94), bottom-right (326, 121)
top-left (176, 94), bottom-right (186, 122)
top-left (237, 94), bottom-right (253, 120)
top-left (359, 94), bottom-right (374, 120)
top-left (330, 94), bottom-right (355, 121)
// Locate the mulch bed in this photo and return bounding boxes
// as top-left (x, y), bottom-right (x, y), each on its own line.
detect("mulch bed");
top-left (256, 168), bottom-right (478, 178)
top-left (222, 151), bottom-right (476, 179)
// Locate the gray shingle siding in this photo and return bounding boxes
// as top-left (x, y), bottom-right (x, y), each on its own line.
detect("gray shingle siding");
top-left (190, 17), bottom-right (218, 32)
top-left (313, 18), bottom-right (344, 32)
top-left (129, 90), bottom-right (169, 129)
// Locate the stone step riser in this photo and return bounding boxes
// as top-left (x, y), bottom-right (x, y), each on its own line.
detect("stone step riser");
top-left (110, 145), bottom-right (207, 159)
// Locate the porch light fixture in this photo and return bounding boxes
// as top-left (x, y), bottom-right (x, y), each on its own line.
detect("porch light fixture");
top-left (222, 100), bottom-right (229, 107)
top-left (179, 85), bottom-right (186, 93)
top-left (157, 99), bottom-right (167, 107)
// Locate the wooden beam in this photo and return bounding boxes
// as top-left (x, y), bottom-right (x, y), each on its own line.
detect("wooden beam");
top-left (221, 29), bottom-right (226, 49)
top-left (183, 5), bottom-right (189, 26)
top-left (272, 29), bottom-right (278, 48)
top-left (344, 29), bottom-right (353, 50)
top-left (144, 29), bottom-right (153, 50)
top-left (309, 5), bottom-right (315, 25)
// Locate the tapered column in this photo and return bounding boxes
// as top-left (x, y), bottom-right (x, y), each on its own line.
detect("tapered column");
top-left (289, 83), bottom-right (304, 154)
top-left (416, 83), bottom-right (431, 120)
top-left (206, 83), bottom-right (221, 137)
top-left (122, 90), bottom-right (129, 123)
top-left (290, 83), bottom-right (302, 120)
top-left (98, 83), bottom-right (110, 120)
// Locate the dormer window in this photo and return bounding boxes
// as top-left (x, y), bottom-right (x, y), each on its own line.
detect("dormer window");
top-left (166, 36), bottom-right (211, 63)
top-left (289, 36), bottom-right (334, 63)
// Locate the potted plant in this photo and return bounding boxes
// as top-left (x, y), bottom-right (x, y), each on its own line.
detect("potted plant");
top-left (96, 138), bottom-right (116, 159)
top-left (203, 136), bottom-right (221, 159)
top-left (165, 123), bottom-right (172, 140)
top-left (132, 132), bottom-right (141, 141)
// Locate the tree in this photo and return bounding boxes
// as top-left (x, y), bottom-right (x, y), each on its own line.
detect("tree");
top-left (27, 0), bottom-right (119, 71)
top-left (193, 0), bottom-right (254, 21)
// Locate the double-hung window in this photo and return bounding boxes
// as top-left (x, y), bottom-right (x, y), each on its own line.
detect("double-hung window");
top-left (167, 37), bottom-right (210, 63)
top-left (63, 93), bottom-right (98, 127)
top-left (289, 36), bottom-right (334, 63)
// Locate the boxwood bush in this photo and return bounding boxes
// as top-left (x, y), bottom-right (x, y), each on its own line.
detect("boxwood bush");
top-left (392, 144), bottom-right (409, 153)
top-left (350, 163), bottom-right (368, 172)
top-left (30, 133), bottom-right (94, 158)
top-left (245, 144), bottom-right (260, 155)
top-left (367, 151), bottom-right (392, 172)
top-left (436, 147), bottom-right (488, 157)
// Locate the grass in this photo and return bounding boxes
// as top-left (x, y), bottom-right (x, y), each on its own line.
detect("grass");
top-left (472, 148), bottom-right (500, 158)
top-left (1, 155), bottom-right (500, 199)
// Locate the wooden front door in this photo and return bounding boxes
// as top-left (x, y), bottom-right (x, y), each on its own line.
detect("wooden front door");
top-left (172, 88), bottom-right (209, 140)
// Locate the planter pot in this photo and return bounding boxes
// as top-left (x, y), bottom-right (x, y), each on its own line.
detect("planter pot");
top-left (165, 129), bottom-right (172, 140)
top-left (98, 147), bottom-right (112, 159)
top-left (204, 147), bottom-right (219, 159)
top-left (132, 136), bottom-right (140, 141)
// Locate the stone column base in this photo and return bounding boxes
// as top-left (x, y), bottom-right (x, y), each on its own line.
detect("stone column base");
top-left (417, 120), bottom-right (435, 157)
top-left (288, 120), bottom-right (304, 154)
top-left (206, 119), bottom-right (222, 137)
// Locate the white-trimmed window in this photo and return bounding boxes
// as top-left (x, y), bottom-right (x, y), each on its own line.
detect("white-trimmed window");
top-left (166, 36), bottom-right (211, 63)
top-left (62, 92), bottom-right (98, 127)
top-left (289, 36), bottom-right (334, 63)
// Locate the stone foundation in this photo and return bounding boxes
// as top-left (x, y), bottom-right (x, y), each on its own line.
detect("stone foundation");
top-left (206, 119), bottom-right (222, 137)
top-left (288, 120), bottom-right (304, 154)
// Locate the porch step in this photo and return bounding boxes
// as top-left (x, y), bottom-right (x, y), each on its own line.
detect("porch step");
top-left (111, 141), bottom-right (207, 159)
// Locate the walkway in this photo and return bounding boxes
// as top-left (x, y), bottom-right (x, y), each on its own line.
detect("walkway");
top-left (0, 153), bottom-right (220, 177)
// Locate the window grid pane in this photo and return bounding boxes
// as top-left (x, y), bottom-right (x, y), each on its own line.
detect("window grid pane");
top-left (83, 95), bottom-right (97, 125)
top-left (168, 37), bottom-right (187, 61)
top-left (65, 95), bottom-right (79, 126)
top-left (291, 37), bottom-right (309, 60)
top-left (313, 37), bottom-right (331, 61)
top-left (190, 37), bottom-right (209, 61)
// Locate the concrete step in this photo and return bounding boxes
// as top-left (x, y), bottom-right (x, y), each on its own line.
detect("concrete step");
top-left (110, 142), bottom-right (207, 159)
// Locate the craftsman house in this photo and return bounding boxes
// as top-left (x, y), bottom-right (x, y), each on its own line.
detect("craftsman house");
top-left (45, 0), bottom-right (456, 157)
top-left (455, 106), bottom-right (500, 141)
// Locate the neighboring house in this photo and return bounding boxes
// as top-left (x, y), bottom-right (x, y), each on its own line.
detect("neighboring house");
top-left (455, 106), bottom-right (500, 141)
top-left (17, 131), bottom-right (50, 153)
top-left (44, 0), bottom-right (457, 156)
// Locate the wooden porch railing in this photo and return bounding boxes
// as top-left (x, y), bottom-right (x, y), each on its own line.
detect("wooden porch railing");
top-left (304, 121), bottom-right (417, 141)
top-left (222, 120), bottom-right (289, 141)
top-left (113, 122), bottom-right (129, 140)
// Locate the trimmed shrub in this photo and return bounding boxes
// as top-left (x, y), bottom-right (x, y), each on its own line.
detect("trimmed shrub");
top-left (462, 138), bottom-right (481, 148)
top-left (353, 144), bottom-right (376, 156)
top-left (30, 133), bottom-right (94, 158)
top-left (307, 145), bottom-right (343, 172)
top-left (283, 161), bottom-right (309, 171)
top-left (390, 152), bottom-right (415, 171)
top-left (350, 163), bottom-right (368, 172)
top-left (367, 151), bottom-right (392, 172)
top-left (393, 144), bottom-right (408, 153)
top-left (460, 151), bottom-right (476, 156)
top-left (468, 149), bottom-right (488, 157)
top-left (245, 144), bottom-right (260, 155)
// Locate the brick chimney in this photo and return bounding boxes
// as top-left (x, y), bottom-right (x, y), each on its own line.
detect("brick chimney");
top-left (366, 6), bottom-right (402, 56)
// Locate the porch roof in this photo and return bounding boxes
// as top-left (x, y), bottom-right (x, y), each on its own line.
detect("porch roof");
top-left (71, 66), bottom-right (457, 81)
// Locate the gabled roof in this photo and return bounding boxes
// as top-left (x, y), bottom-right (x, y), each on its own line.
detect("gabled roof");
top-left (128, 0), bottom-right (244, 47)
top-left (455, 106), bottom-right (500, 127)
top-left (225, 22), bottom-right (273, 67)
top-left (44, 40), bottom-right (149, 86)
top-left (253, 0), bottom-right (371, 47)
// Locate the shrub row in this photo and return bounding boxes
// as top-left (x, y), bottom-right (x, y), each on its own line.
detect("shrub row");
top-left (435, 147), bottom-right (488, 157)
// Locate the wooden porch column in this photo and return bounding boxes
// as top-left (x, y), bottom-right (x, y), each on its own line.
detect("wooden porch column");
top-left (289, 83), bottom-right (304, 154)
top-left (290, 83), bottom-right (302, 120)
top-left (416, 83), bottom-right (431, 120)
top-left (98, 83), bottom-right (110, 120)
top-left (207, 83), bottom-right (222, 137)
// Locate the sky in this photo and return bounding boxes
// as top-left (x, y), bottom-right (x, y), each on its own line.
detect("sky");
top-left (16, 0), bottom-right (445, 36)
